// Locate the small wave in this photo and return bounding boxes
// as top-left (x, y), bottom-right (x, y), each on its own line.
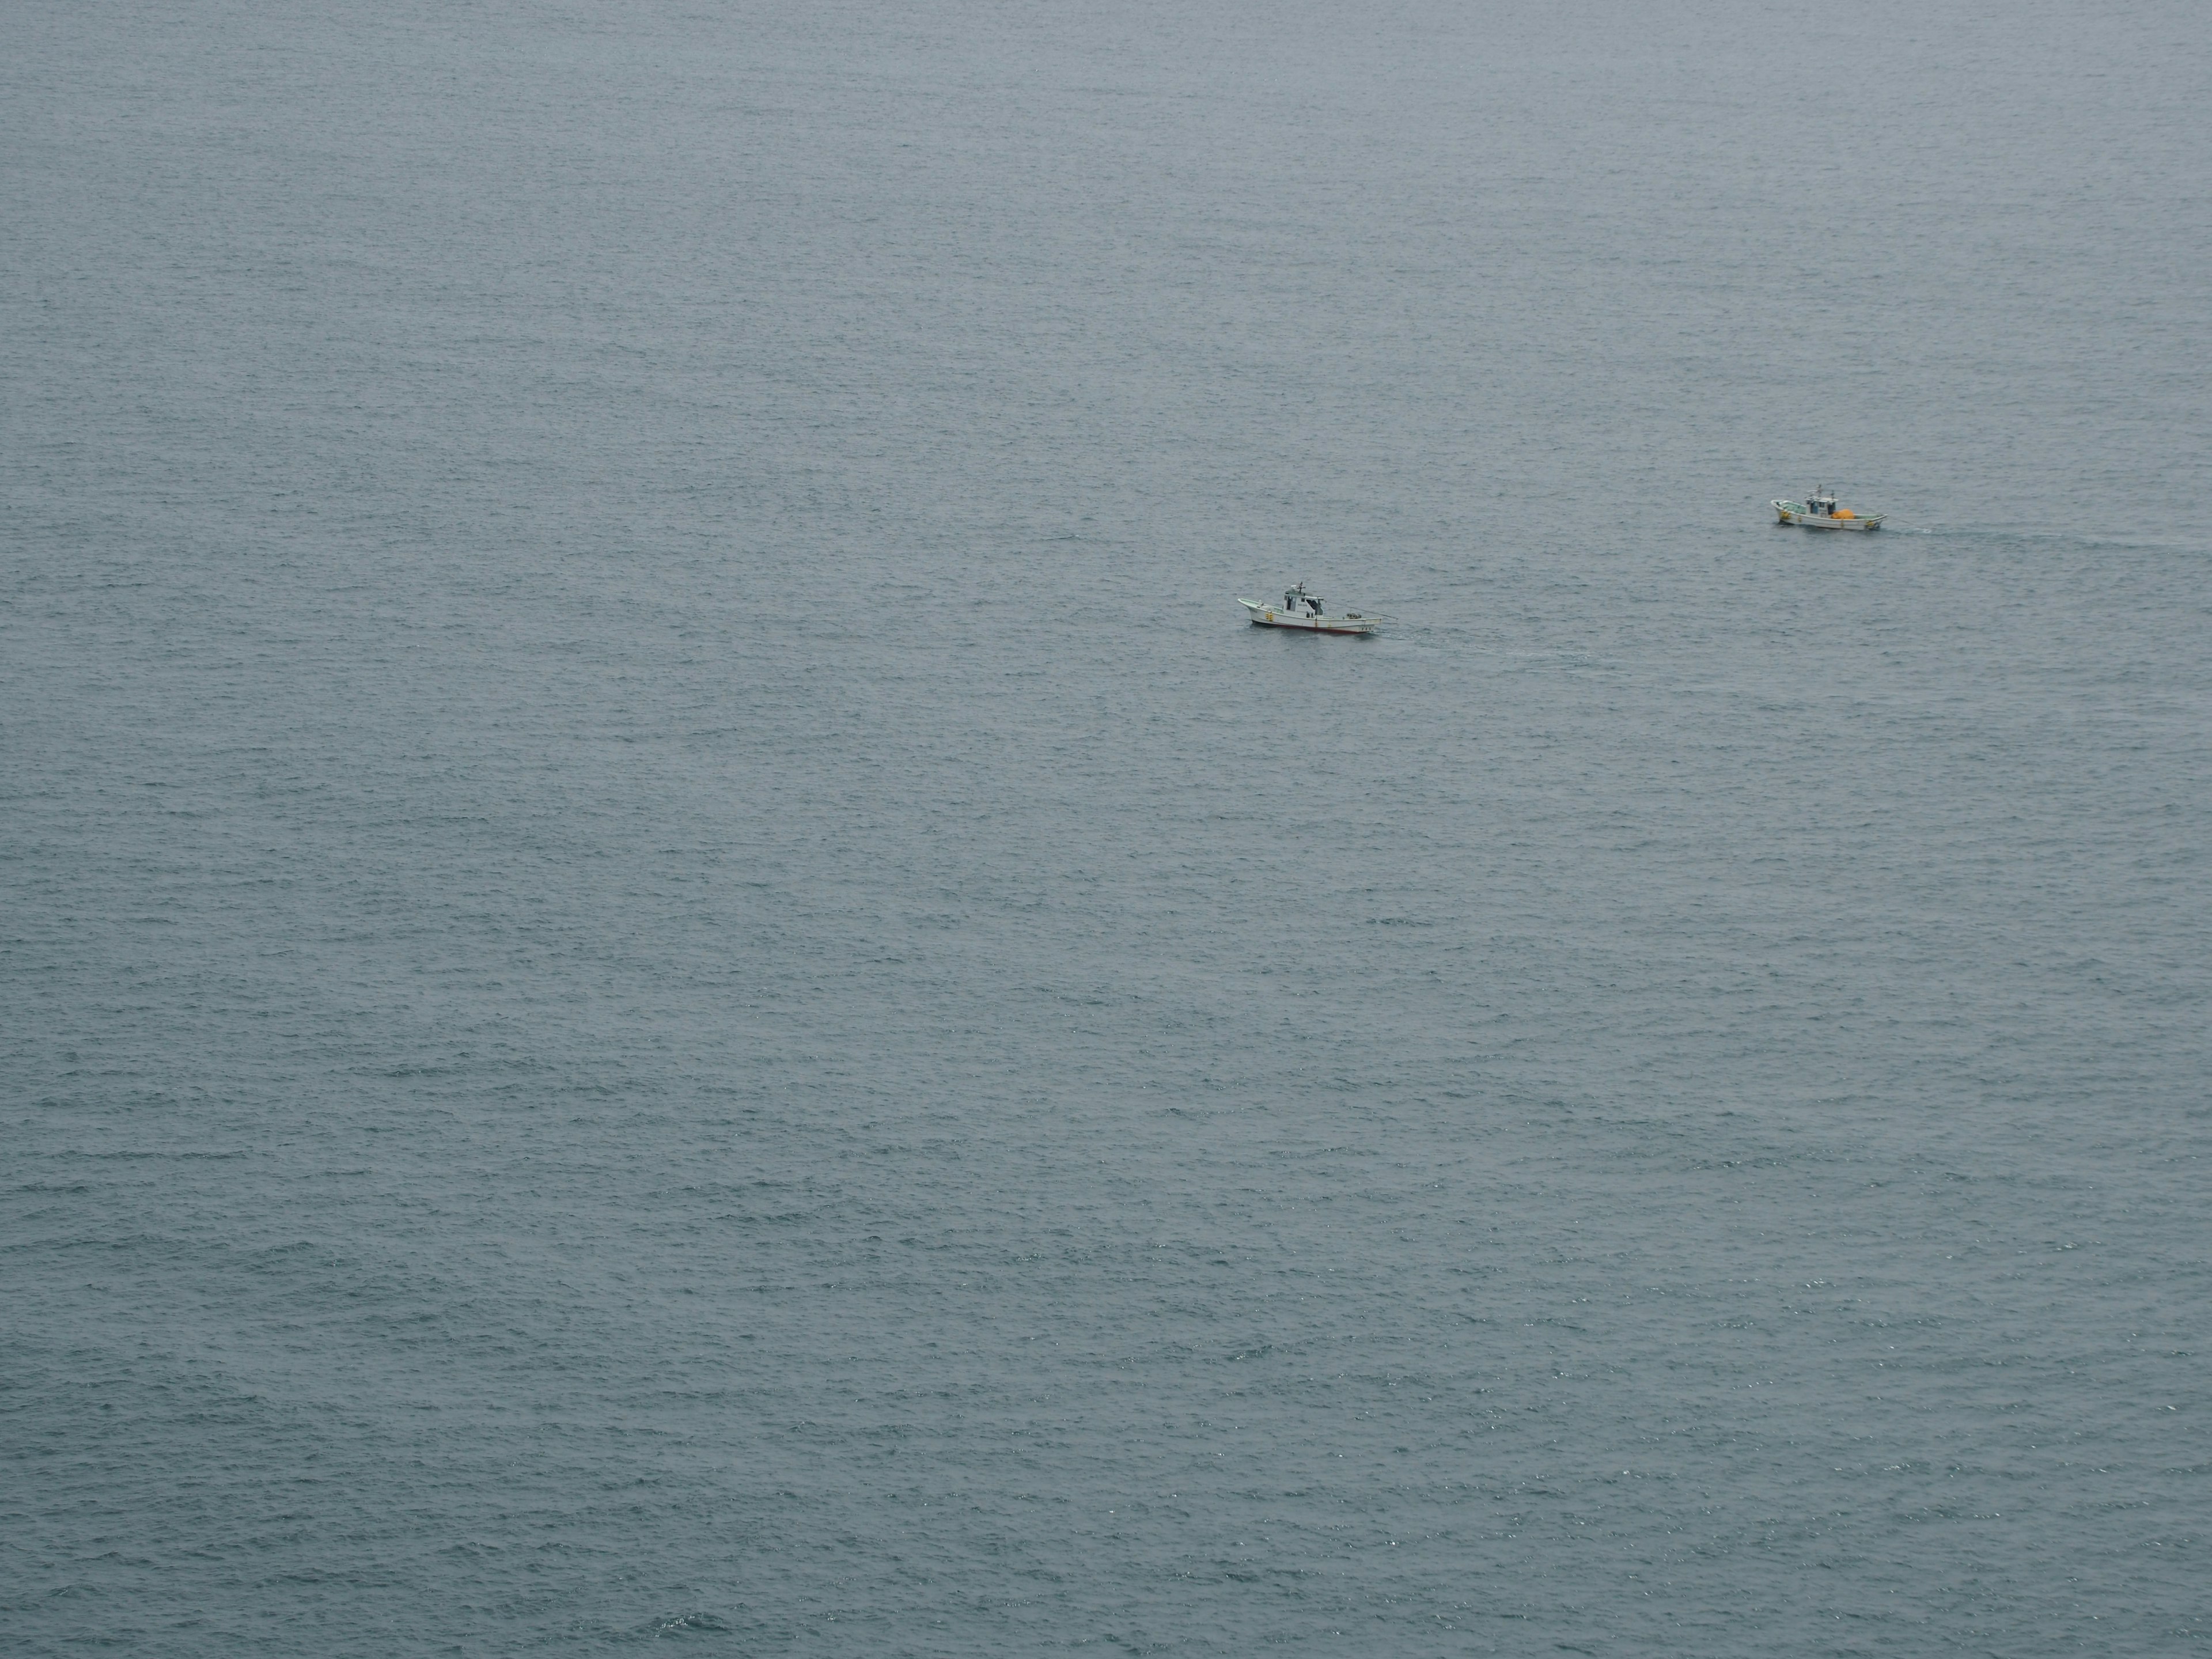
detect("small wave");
top-left (651, 1612), bottom-right (731, 1638)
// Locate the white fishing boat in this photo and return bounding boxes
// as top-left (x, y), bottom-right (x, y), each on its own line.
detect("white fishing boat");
top-left (1237, 582), bottom-right (1383, 635)
top-left (1772, 487), bottom-right (1883, 530)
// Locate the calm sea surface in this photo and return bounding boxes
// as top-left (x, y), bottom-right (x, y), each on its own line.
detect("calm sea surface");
top-left (5, 2), bottom-right (2209, 1653)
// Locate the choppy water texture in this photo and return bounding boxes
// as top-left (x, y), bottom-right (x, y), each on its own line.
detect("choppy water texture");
top-left (5, 2), bottom-right (2210, 1653)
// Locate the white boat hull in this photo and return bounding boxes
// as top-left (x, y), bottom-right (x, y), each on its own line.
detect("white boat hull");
top-left (1238, 599), bottom-right (1379, 634)
top-left (1774, 500), bottom-right (1882, 530)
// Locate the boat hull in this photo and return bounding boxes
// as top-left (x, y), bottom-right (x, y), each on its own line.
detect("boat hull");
top-left (1773, 501), bottom-right (1882, 530)
top-left (1238, 600), bottom-right (1378, 635)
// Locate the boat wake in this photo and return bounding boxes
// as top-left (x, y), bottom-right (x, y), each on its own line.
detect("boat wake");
top-left (1884, 524), bottom-right (2194, 552)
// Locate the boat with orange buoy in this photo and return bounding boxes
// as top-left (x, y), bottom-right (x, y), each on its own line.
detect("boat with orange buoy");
top-left (1237, 582), bottom-right (1385, 634)
top-left (1772, 487), bottom-right (1883, 530)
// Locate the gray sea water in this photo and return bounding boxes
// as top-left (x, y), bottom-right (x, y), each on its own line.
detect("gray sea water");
top-left (5, 1), bottom-right (2210, 1653)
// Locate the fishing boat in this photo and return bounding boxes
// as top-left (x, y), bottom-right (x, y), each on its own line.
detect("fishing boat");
top-left (1772, 487), bottom-right (1883, 530)
top-left (1237, 582), bottom-right (1382, 635)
